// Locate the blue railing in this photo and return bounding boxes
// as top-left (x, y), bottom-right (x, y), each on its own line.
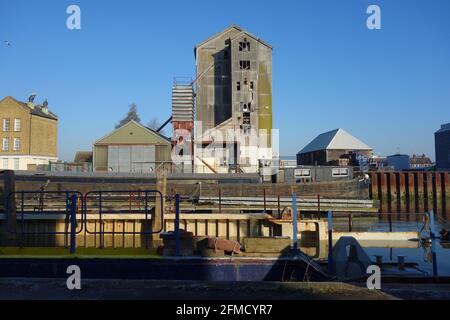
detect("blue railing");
top-left (4, 189), bottom-right (165, 254)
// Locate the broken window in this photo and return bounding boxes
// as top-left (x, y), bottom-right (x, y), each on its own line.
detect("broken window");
top-left (239, 60), bottom-right (250, 70)
top-left (239, 40), bottom-right (250, 51)
top-left (241, 112), bottom-right (251, 134)
top-left (237, 82), bottom-right (241, 91)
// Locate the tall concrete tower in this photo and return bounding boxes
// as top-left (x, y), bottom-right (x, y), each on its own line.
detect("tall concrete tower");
top-left (194, 25), bottom-right (273, 174)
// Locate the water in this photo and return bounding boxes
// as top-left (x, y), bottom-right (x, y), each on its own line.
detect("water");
top-left (333, 215), bottom-right (450, 277)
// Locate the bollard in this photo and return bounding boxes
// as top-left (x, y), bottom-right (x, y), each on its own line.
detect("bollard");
top-left (69, 194), bottom-right (77, 254)
top-left (292, 192), bottom-right (298, 256)
top-left (175, 194), bottom-right (180, 257)
top-left (327, 211), bottom-right (333, 273)
top-left (397, 255), bottom-right (405, 270)
top-left (375, 255), bottom-right (383, 267)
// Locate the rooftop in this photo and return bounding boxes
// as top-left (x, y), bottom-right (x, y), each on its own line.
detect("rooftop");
top-left (297, 128), bottom-right (372, 154)
top-left (1, 96), bottom-right (58, 120)
top-left (436, 123), bottom-right (450, 134)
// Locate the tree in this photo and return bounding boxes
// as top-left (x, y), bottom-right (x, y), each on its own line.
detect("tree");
top-left (115, 103), bottom-right (141, 129)
top-left (147, 117), bottom-right (166, 135)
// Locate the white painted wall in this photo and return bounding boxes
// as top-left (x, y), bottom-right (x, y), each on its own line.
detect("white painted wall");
top-left (0, 155), bottom-right (58, 170)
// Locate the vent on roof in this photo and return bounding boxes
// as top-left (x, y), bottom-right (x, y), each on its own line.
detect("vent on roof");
top-left (42, 100), bottom-right (49, 114)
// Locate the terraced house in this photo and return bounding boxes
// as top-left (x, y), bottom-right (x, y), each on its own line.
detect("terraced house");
top-left (0, 96), bottom-right (58, 170)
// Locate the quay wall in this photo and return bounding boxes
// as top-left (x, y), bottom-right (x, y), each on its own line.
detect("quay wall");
top-left (369, 171), bottom-right (450, 216)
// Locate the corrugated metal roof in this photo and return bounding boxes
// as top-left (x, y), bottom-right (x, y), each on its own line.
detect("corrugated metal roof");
top-left (297, 128), bottom-right (372, 154)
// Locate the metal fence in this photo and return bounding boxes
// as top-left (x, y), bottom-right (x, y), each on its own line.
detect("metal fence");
top-left (4, 189), bottom-right (164, 253)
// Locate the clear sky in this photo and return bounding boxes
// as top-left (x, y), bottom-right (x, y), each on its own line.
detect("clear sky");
top-left (1, 0), bottom-right (449, 161)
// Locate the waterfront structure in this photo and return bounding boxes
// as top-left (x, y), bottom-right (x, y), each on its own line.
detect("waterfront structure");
top-left (279, 165), bottom-right (354, 183)
top-left (435, 123), bottom-right (450, 170)
top-left (93, 120), bottom-right (171, 172)
top-left (296, 128), bottom-right (372, 166)
top-left (0, 96), bottom-right (58, 170)
top-left (386, 154), bottom-right (410, 171)
top-left (194, 25), bottom-right (273, 173)
top-left (409, 154), bottom-right (433, 170)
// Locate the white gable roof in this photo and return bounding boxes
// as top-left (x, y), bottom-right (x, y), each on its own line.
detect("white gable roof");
top-left (298, 128), bottom-right (372, 154)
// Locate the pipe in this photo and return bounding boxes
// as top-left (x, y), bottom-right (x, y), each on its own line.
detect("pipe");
top-left (175, 194), bottom-right (180, 257)
top-left (69, 194), bottom-right (77, 254)
top-left (327, 211), bottom-right (333, 274)
top-left (430, 210), bottom-right (438, 276)
top-left (292, 192), bottom-right (298, 256)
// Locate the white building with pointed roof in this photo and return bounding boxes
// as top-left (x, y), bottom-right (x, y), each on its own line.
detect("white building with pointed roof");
top-left (297, 128), bottom-right (373, 166)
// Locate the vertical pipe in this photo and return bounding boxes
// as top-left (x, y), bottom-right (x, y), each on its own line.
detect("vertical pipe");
top-left (429, 210), bottom-right (438, 277)
top-left (69, 194), bottom-right (77, 254)
top-left (263, 188), bottom-right (267, 213)
top-left (20, 192), bottom-right (25, 247)
top-left (99, 191), bottom-right (103, 248)
top-left (348, 214), bottom-right (353, 232)
top-left (277, 194), bottom-right (280, 218)
top-left (327, 211), bottom-right (333, 274)
top-left (218, 188), bottom-right (222, 214)
top-left (174, 194), bottom-right (180, 257)
top-left (388, 214), bottom-right (393, 232)
top-left (317, 194), bottom-right (321, 217)
top-left (292, 191), bottom-right (298, 256)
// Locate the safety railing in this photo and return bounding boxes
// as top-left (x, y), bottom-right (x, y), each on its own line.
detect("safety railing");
top-left (3, 189), bottom-right (164, 253)
top-left (5, 191), bottom-right (84, 253)
top-left (83, 190), bottom-right (164, 248)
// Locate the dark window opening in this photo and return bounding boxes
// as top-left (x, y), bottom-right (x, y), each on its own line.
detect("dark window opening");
top-left (239, 60), bottom-right (250, 70)
top-left (237, 82), bottom-right (241, 91)
top-left (239, 40), bottom-right (250, 51)
top-left (244, 78), bottom-right (248, 85)
top-left (250, 81), bottom-right (254, 90)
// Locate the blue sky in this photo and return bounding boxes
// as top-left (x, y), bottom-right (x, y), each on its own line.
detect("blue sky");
top-left (0, 0), bottom-right (449, 161)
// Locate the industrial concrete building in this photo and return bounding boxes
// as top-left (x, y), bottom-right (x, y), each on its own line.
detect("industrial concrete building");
top-left (435, 123), bottom-right (450, 170)
top-left (193, 25), bottom-right (273, 174)
top-left (0, 95), bottom-right (58, 170)
top-left (297, 128), bottom-right (372, 166)
top-left (93, 120), bottom-right (171, 173)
